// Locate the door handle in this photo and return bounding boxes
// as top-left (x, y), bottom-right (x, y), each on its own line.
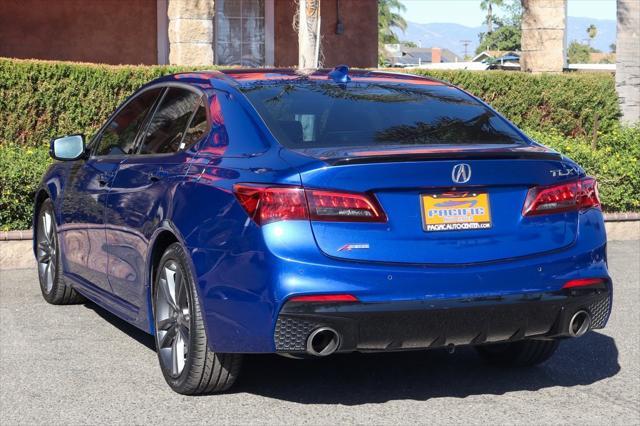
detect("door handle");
top-left (97, 173), bottom-right (113, 187)
top-left (148, 168), bottom-right (169, 182)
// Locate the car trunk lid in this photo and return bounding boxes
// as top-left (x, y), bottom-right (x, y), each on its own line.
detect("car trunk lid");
top-left (292, 147), bottom-right (580, 265)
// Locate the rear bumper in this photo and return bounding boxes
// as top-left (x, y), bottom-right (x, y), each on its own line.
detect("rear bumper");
top-left (275, 286), bottom-right (611, 353)
top-left (190, 210), bottom-right (609, 353)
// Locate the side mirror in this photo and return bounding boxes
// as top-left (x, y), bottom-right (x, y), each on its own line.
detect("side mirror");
top-left (50, 134), bottom-right (86, 161)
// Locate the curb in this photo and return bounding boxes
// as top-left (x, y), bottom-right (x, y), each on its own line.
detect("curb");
top-left (0, 229), bottom-right (33, 241)
top-left (603, 212), bottom-right (640, 222)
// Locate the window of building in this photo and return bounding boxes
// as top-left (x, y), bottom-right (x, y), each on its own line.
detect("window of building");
top-left (215, 0), bottom-right (266, 66)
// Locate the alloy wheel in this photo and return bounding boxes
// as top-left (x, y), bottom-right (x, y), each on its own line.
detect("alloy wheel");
top-left (155, 260), bottom-right (191, 378)
top-left (37, 208), bottom-right (57, 294)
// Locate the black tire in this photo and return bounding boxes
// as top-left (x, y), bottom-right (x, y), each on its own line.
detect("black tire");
top-left (475, 339), bottom-right (560, 367)
top-left (153, 242), bottom-right (242, 395)
top-left (36, 199), bottom-right (85, 305)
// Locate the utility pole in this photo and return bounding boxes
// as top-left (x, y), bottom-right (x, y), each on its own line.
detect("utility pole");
top-left (461, 40), bottom-right (471, 59)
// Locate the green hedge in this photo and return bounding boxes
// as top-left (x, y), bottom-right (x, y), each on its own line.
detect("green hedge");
top-left (0, 144), bottom-right (50, 230)
top-left (526, 125), bottom-right (640, 213)
top-left (0, 59), bottom-right (197, 146)
top-left (404, 69), bottom-right (620, 137)
top-left (0, 59), bottom-right (636, 230)
top-left (0, 60), bottom-right (619, 147)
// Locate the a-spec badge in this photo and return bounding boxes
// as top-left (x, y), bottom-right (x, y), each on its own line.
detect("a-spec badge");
top-left (338, 243), bottom-right (370, 252)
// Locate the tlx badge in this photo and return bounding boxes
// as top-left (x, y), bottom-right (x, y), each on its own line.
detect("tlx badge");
top-left (550, 166), bottom-right (578, 177)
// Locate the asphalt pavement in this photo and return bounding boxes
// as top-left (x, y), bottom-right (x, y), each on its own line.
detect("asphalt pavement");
top-left (1, 240), bottom-right (639, 425)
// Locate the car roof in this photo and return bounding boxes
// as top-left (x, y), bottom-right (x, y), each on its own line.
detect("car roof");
top-left (153, 68), bottom-right (449, 89)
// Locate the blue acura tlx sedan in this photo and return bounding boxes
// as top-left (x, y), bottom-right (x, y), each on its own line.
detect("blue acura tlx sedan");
top-left (34, 67), bottom-right (612, 394)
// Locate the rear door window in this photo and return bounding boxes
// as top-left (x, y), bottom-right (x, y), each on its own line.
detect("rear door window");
top-left (180, 99), bottom-right (209, 148)
top-left (138, 88), bottom-right (202, 155)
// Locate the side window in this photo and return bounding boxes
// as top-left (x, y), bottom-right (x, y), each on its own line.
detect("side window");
top-left (213, 89), bottom-right (268, 156)
top-left (181, 99), bottom-right (209, 149)
top-left (138, 88), bottom-right (201, 155)
top-left (94, 88), bottom-right (162, 156)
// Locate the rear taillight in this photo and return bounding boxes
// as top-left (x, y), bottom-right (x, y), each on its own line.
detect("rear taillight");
top-left (522, 177), bottom-right (600, 216)
top-left (234, 185), bottom-right (308, 225)
top-left (306, 189), bottom-right (386, 222)
top-left (233, 184), bottom-right (387, 225)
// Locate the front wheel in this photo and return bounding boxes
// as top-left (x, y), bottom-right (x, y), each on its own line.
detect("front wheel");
top-left (153, 243), bottom-right (242, 394)
top-left (36, 199), bottom-right (85, 305)
top-left (475, 339), bottom-right (560, 367)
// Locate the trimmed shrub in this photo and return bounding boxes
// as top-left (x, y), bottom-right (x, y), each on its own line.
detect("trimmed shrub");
top-left (0, 58), bottom-right (196, 147)
top-left (526, 125), bottom-right (640, 213)
top-left (0, 144), bottom-right (51, 230)
top-left (401, 69), bottom-right (620, 137)
top-left (0, 59), bottom-right (620, 147)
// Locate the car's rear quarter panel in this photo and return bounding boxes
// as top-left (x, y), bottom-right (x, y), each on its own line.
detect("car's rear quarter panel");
top-left (175, 145), bottom-right (304, 352)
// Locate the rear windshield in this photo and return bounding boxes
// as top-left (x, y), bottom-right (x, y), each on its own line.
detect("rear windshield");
top-left (240, 81), bottom-right (527, 149)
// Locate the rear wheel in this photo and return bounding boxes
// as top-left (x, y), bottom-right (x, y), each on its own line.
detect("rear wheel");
top-left (153, 243), bottom-right (242, 394)
top-left (36, 199), bottom-right (85, 305)
top-left (475, 339), bottom-right (560, 367)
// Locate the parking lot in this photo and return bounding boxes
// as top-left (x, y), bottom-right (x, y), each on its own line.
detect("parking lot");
top-left (1, 240), bottom-right (638, 425)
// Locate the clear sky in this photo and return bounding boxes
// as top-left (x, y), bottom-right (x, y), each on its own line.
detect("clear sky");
top-left (400, 0), bottom-right (617, 26)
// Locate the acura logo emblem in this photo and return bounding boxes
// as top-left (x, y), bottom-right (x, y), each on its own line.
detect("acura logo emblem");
top-left (452, 163), bottom-right (471, 184)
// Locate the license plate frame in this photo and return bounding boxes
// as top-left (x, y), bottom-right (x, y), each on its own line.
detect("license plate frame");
top-left (420, 192), bottom-right (492, 232)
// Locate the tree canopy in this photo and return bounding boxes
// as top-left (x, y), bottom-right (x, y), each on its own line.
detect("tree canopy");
top-left (480, 0), bottom-right (504, 33)
top-left (476, 0), bottom-right (522, 53)
top-left (378, 0), bottom-right (407, 45)
top-left (378, 0), bottom-right (407, 64)
top-left (587, 24), bottom-right (598, 43)
top-left (567, 41), bottom-right (600, 64)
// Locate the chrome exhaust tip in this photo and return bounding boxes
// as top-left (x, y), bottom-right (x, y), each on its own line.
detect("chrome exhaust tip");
top-left (306, 327), bottom-right (340, 356)
top-left (568, 310), bottom-right (592, 337)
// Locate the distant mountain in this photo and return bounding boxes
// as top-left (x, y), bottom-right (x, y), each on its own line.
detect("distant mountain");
top-left (402, 17), bottom-right (616, 58)
top-left (402, 22), bottom-right (483, 58)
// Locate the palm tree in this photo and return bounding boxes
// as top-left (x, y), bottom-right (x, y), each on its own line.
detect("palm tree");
top-left (521, 0), bottom-right (567, 73)
top-left (297, 0), bottom-right (321, 68)
top-left (480, 0), bottom-right (504, 33)
top-left (378, 0), bottom-right (407, 46)
top-left (586, 24), bottom-right (597, 47)
top-left (616, 0), bottom-right (640, 124)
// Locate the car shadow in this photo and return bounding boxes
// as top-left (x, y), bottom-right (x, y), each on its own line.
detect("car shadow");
top-left (235, 331), bottom-right (620, 404)
top-left (83, 302), bottom-right (156, 351)
top-left (83, 302), bottom-right (620, 404)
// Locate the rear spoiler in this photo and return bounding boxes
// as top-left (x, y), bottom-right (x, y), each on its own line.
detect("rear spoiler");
top-left (326, 150), bottom-right (563, 166)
